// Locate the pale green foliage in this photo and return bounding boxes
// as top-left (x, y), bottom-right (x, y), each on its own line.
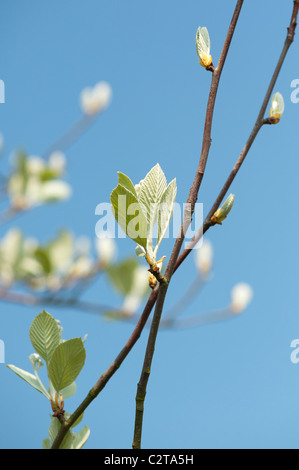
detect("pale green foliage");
top-left (195, 26), bottom-right (212, 67)
top-left (7, 310), bottom-right (89, 449)
top-left (29, 310), bottom-right (61, 363)
top-left (211, 193), bottom-right (235, 224)
top-left (45, 418), bottom-right (90, 449)
top-left (0, 229), bottom-right (98, 290)
top-left (111, 164), bottom-right (177, 265)
top-left (196, 26), bottom-right (211, 57)
top-left (269, 91), bottom-right (285, 121)
top-left (48, 338), bottom-right (86, 392)
top-left (8, 151), bottom-right (71, 210)
top-left (107, 258), bottom-right (149, 315)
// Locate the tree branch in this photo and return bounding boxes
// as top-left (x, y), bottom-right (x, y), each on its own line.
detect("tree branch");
top-left (132, 0), bottom-right (245, 449)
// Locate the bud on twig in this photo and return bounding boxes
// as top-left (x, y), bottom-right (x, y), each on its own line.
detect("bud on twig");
top-left (211, 194), bottom-right (235, 225)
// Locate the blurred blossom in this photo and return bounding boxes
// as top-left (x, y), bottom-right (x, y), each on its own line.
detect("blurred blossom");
top-left (195, 239), bottom-right (213, 276)
top-left (39, 180), bottom-right (72, 202)
top-left (75, 236), bottom-right (91, 257)
top-left (68, 256), bottom-right (93, 280)
top-left (26, 156), bottom-right (45, 175)
top-left (8, 152), bottom-right (71, 209)
top-left (80, 81), bottom-right (112, 115)
top-left (123, 266), bottom-right (149, 315)
top-left (48, 151), bottom-right (66, 173)
top-left (95, 235), bottom-right (117, 266)
top-left (230, 283), bottom-right (253, 314)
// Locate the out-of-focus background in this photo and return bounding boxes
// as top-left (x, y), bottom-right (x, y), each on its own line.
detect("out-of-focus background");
top-left (1, 0), bottom-right (299, 449)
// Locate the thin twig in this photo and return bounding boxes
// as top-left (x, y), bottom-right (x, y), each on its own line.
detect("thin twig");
top-left (161, 273), bottom-right (206, 326)
top-left (41, 114), bottom-right (97, 159)
top-left (132, 0), bottom-right (245, 449)
top-left (171, 307), bottom-right (236, 330)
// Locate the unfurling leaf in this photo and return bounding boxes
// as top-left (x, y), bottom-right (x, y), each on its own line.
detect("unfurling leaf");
top-left (269, 92), bottom-right (284, 123)
top-left (211, 194), bottom-right (235, 225)
top-left (196, 26), bottom-right (212, 68)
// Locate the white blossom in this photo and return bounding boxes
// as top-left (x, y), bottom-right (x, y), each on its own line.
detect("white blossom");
top-left (195, 239), bottom-right (213, 276)
top-left (95, 234), bottom-right (117, 266)
top-left (80, 81), bottom-right (112, 115)
top-left (230, 283), bottom-right (253, 314)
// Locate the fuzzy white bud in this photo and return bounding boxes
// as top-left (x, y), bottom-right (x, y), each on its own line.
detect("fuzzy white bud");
top-left (230, 283), bottom-right (253, 314)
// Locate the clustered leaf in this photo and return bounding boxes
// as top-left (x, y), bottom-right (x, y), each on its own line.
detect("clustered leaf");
top-left (7, 310), bottom-right (89, 449)
top-left (0, 229), bottom-right (106, 290)
top-left (7, 151), bottom-right (71, 211)
top-left (111, 164), bottom-right (177, 266)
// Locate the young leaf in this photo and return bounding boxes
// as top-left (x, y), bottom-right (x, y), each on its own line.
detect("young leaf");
top-left (138, 163), bottom-right (167, 229)
top-left (29, 310), bottom-right (61, 363)
top-left (156, 178), bottom-right (177, 252)
top-left (48, 338), bottom-right (86, 392)
top-left (60, 381), bottom-right (77, 400)
top-left (73, 425), bottom-right (91, 449)
top-left (107, 258), bottom-right (139, 296)
top-left (6, 364), bottom-right (50, 399)
top-left (48, 417), bottom-right (74, 449)
top-left (196, 26), bottom-right (211, 56)
top-left (195, 26), bottom-right (212, 67)
top-left (111, 183), bottom-right (147, 249)
top-left (42, 438), bottom-right (51, 449)
top-left (117, 172), bottom-right (138, 198)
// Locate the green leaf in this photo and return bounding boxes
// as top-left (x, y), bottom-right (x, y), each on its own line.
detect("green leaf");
top-left (49, 418), bottom-right (74, 449)
top-left (111, 183), bottom-right (147, 249)
top-left (6, 364), bottom-right (50, 399)
top-left (138, 163), bottom-right (167, 227)
top-left (42, 438), bottom-right (51, 449)
top-left (196, 26), bottom-right (211, 57)
top-left (60, 381), bottom-right (77, 400)
top-left (135, 245), bottom-right (146, 257)
top-left (107, 258), bottom-right (138, 296)
top-left (48, 338), bottom-right (86, 392)
top-left (73, 425), bottom-right (90, 449)
top-left (157, 178), bottom-right (177, 251)
top-left (64, 411), bottom-right (84, 429)
top-left (29, 310), bottom-right (61, 363)
top-left (117, 172), bottom-right (138, 198)
top-left (34, 248), bottom-right (52, 274)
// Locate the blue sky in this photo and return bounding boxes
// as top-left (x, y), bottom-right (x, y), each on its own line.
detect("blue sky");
top-left (1, 0), bottom-right (299, 449)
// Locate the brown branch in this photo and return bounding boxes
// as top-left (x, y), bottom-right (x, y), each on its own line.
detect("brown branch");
top-left (132, 0), bottom-right (245, 449)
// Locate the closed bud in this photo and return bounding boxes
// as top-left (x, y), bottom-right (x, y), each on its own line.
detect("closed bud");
top-left (211, 193), bottom-right (235, 225)
top-left (195, 239), bottom-right (213, 275)
top-left (196, 26), bottom-right (212, 68)
top-left (269, 92), bottom-right (284, 124)
top-left (230, 283), bottom-right (253, 314)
